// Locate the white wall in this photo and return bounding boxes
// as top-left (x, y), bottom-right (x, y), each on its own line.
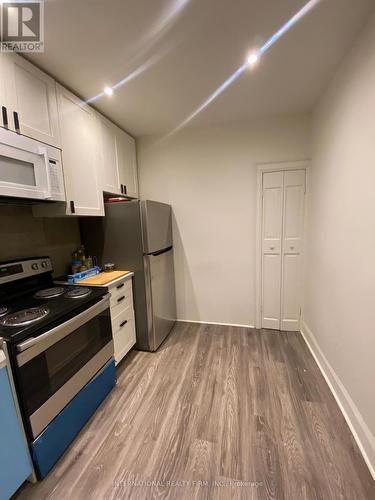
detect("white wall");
top-left (303, 12), bottom-right (375, 476)
top-left (138, 114), bottom-right (311, 326)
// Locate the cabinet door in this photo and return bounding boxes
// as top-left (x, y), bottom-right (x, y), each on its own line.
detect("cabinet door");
top-left (0, 54), bottom-right (12, 129)
top-left (6, 53), bottom-right (60, 147)
top-left (96, 114), bottom-right (121, 195)
top-left (261, 171), bottom-right (283, 329)
top-left (117, 129), bottom-right (139, 198)
top-left (280, 170), bottom-right (305, 330)
top-left (0, 366), bottom-right (33, 500)
top-left (57, 84), bottom-right (104, 216)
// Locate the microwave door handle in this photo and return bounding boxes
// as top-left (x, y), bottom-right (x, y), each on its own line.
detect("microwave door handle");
top-left (38, 146), bottom-right (52, 199)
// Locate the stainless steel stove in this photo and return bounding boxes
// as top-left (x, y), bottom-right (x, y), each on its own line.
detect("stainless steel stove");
top-left (0, 257), bottom-right (116, 480)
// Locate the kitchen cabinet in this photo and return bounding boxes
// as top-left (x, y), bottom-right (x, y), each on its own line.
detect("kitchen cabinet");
top-left (0, 52), bottom-right (139, 217)
top-left (109, 275), bottom-right (136, 364)
top-left (96, 113), bottom-right (121, 195)
top-left (117, 128), bottom-right (139, 198)
top-left (55, 84), bottom-right (104, 216)
top-left (0, 354), bottom-right (33, 500)
top-left (0, 55), bottom-right (10, 129)
top-left (0, 53), bottom-right (60, 148)
top-left (96, 114), bottom-right (139, 198)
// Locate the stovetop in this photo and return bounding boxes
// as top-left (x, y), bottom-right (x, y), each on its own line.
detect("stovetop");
top-left (0, 284), bottom-right (106, 344)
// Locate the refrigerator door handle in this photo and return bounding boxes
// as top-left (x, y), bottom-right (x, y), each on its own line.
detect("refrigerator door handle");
top-left (149, 246), bottom-right (173, 257)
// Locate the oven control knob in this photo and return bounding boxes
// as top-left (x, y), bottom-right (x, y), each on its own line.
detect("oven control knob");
top-left (41, 261), bottom-right (49, 268)
top-left (31, 263), bottom-right (39, 270)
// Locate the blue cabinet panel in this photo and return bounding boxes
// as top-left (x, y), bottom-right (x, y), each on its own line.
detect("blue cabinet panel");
top-left (31, 360), bottom-right (116, 479)
top-left (0, 366), bottom-right (32, 500)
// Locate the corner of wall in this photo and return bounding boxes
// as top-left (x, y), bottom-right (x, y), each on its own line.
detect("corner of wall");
top-left (300, 320), bottom-right (375, 480)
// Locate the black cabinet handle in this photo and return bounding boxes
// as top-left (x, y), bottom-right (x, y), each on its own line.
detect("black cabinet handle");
top-left (120, 184), bottom-right (124, 194)
top-left (123, 185), bottom-right (127, 195)
top-left (119, 320), bottom-right (128, 328)
top-left (70, 200), bottom-right (75, 214)
top-left (13, 111), bottom-right (20, 133)
top-left (2, 106), bottom-right (8, 128)
top-left (116, 283), bottom-right (124, 290)
top-left (117, 295), bottom-right (126, 302)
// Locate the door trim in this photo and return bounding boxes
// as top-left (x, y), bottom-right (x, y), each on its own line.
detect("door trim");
top-left (255, 160), bottom-right (310, 330)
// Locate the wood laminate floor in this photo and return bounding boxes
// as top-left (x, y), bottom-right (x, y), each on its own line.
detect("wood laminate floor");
top-left (16, 323), bottom-right (374, 500)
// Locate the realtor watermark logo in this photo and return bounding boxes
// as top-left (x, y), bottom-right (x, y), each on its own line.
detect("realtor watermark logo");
top-left (0, 0), bottom-right (44, 52)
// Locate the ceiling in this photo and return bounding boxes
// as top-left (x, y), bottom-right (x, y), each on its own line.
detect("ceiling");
top-left (27, 0), bottom-right (374, 137)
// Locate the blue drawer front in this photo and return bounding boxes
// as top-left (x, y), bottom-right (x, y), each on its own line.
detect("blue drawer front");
top-left (31, 360), bottom-right (116, 479)
top-left (0, 367), bottom-right (33, 500)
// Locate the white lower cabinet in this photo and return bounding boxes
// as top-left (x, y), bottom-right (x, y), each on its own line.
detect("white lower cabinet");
top-left (112, 312), bottom-right (136, 365)
top-left (107, 275), bottom-right (136, 365)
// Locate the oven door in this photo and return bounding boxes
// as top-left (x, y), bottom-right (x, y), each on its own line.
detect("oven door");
top-left (0, 127), bottom-right (65, 201)
top-left (15, 294), bottom-right (113, 439)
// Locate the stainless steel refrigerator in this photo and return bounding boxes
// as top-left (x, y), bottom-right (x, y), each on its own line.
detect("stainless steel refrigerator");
top-left (80, 200), bottom-right (177, 351)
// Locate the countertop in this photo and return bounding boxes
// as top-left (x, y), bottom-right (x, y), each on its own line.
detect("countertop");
top-left (54, 271), bottom-right (134, 288)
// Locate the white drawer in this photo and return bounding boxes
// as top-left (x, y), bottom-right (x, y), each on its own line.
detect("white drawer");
top-left (111, 306), bottom-right (133, 332)
top-left (112, 314), bottom-right (136, 365)
top-left (108, 277), bottom-right (132, 301)
top-left (110, 285), bottom-right (133, 314)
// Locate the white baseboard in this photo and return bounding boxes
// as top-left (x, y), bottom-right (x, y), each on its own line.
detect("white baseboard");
top-left (176, 319), bottom-right (255, 329)
top-left (300, 321), bottom-right (375, 480)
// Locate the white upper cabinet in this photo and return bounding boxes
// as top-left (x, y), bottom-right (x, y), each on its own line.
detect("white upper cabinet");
top-left (117, 128), bottom-right (138, 198)
top-left (96, 113), bottom-right (121, 195)
top-left (3, 53), bottom-right (60, 148)
top-left (56, 84), bottom-right (104, 216)
top-left (96, 113), bottom-right (139, 198)
top-left (0, 55), bottom-right (11, 127)
top-left (0, 53), bottom-right (138, 216)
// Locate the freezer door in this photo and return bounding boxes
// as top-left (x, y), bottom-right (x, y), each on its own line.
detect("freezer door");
top-left (141, 200), bottom-right (173, 254)
top-left (145, 248), bottom-right (176, 351)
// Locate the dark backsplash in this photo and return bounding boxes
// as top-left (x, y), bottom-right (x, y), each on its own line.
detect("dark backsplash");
top-left (0, 204), bottom-right (81, 276)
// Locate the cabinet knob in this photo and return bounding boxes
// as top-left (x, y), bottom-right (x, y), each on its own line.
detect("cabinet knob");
top-left (270, 246), bottom-right (275, 250)
top-left (13, 111), bottom-right (20, 133)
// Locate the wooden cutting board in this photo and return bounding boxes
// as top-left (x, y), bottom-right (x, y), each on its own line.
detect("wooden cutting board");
top-left (77, 271), bottom-right (131, 286)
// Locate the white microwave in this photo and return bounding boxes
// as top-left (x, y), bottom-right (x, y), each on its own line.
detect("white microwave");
top-left (0, 128), bottom-right (65, 202)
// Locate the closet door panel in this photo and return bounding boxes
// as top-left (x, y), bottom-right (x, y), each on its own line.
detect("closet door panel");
top-left (281, 169), bottom-right (305, 330)
top-left (261, 171), bottom-right (283, 329)
top-left (281, 253), bottom-right (301, 330)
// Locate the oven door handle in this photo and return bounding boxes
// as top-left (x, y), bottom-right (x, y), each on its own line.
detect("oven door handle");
top-left (16, 294), bottom-right (110, 359)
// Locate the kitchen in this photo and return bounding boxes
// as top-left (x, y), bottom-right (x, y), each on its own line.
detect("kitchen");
top-left (1, 1), bottom-right (375, 499)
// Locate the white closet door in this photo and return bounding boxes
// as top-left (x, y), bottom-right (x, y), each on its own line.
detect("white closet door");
top-left (261, 171), bottom-right (283, 329)
top-left (281, 170), bottom-right (305, 330)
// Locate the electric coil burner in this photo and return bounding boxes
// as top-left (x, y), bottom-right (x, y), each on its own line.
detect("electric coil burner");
top-left (0, 256), bottom-right (115, 481)
top-left (0, 306), bottom-right (8, 317)
top-left (1, 306), bottom-right (49, 327)
top-left (34, 287), bottom-right (65, 299)
top-left (65, 287), bottom-right (92, 299)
